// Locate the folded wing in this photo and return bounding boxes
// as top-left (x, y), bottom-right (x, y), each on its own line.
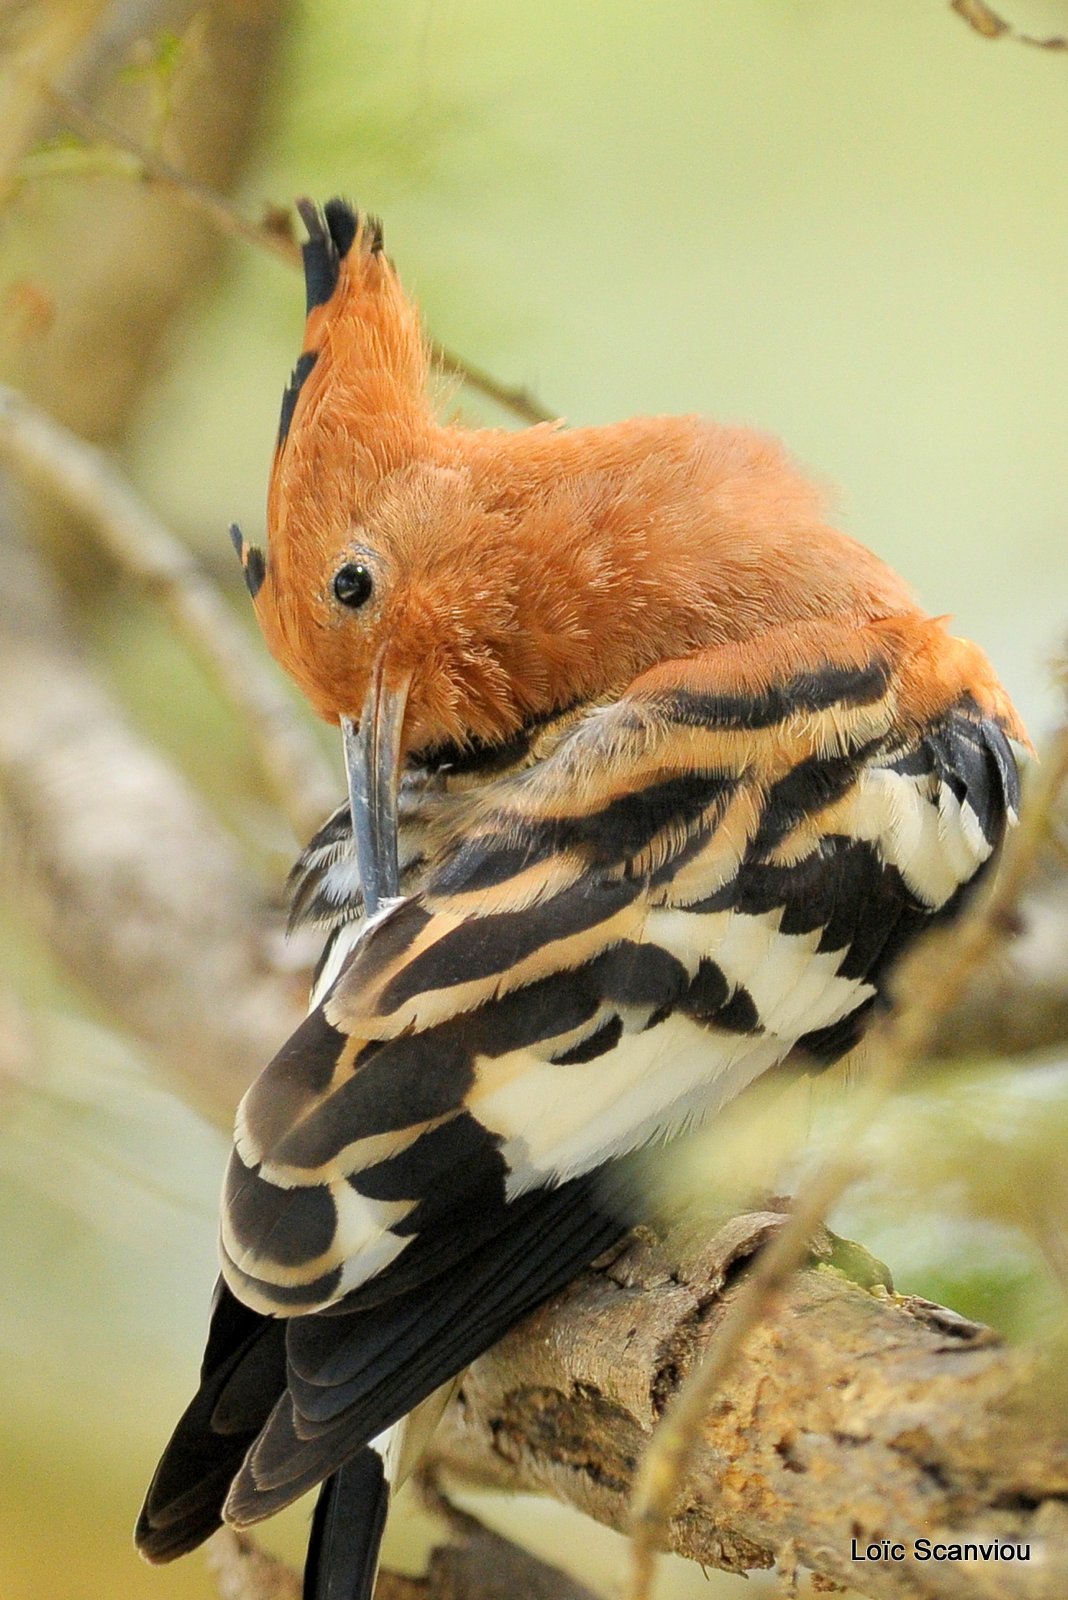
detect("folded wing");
top-left (137, 611), bottom-right (1022, 1553)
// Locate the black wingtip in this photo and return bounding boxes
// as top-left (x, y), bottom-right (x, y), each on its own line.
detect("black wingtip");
top-left (134, 1504), bottom-right (224, 1566)
top-left (295, 196), bottom-right (384, 313)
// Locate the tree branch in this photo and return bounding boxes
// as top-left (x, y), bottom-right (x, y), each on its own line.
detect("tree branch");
top-left (0, 501), bottom-right (303, 1128)
top-left (429, 1211), bottom-right (1068, 1598)
top-left (0, 382), bottom-right (336, 841)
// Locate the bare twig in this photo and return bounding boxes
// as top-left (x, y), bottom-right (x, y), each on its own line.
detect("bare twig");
top-left (6, 6), bottom-right (285, 446)
top-left (929, 863), bottom-right (1068, 1061)
top-left (0, 381), bottom-right (336, 840)
top-left (401, 1497), bottom-right (603, 1600)
top-left (626, 728), bottom-right (1068, 1600)
top-left (43, 88), bottom-right (558, 427)
top-left (950, 0), bottom-right (1068, 50)
top-left (431, 346), bottom-right (558, 430)
top-left (43, 85), bottom-right (300, 267)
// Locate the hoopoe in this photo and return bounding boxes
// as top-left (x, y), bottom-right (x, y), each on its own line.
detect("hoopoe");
top-left (136, 199), bottom-right (1027, 1598)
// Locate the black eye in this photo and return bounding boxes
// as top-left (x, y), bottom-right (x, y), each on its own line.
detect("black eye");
top-left (333, 563), bottom-right (373, 609)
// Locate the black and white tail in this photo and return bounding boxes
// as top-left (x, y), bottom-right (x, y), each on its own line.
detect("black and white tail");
top-left (303, 1392), bottom-right (454, 1600)
top-left (303, 1439), bottom-right (395, 1600)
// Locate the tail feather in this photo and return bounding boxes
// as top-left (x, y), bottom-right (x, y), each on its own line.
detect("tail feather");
top-left (304, 1453), bottom-right (388, 1600)
top-left (303, 1435), bottom-right (395, 1600)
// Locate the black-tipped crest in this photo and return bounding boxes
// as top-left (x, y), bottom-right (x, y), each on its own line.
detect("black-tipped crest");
top-left (295, 197), bottom-right (383, 314)
top-left (277, 350), bottom-right (318, 449)
top-left (323, 198), bottom-right (359, 258)
top-left (229, 522), bottom-right (266, 599)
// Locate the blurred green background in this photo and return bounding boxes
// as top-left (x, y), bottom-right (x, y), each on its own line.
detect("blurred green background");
top-left (2, 3), bottom-right (1067, 1597)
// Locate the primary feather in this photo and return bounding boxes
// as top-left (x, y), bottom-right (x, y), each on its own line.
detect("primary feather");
top-left (138, 199), bottom-right (1027, 1597)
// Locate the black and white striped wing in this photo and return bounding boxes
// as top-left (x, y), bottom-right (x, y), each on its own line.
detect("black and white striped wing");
top-left (139, 618), bottom-right (1021, 1547)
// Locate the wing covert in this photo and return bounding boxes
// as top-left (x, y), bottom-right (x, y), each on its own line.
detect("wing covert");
top-left (137, 613), bottom-right (1024, 1546)
top-left (222, 612), bottom-right (1023, 1323)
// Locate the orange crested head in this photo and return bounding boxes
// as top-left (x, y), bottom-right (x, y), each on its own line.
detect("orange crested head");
top-left (234, 199), bottom-right (571, 758)
top-left (234, 198), bottom-right (593, 907)
top-left (234, 196), bottom-right (921, 765)
top-left (232, 196), bottom-right (921, 908)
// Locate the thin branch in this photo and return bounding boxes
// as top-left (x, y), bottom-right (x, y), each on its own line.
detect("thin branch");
top-left (950, 0), bottom-right (1068, 50)
top-left (930, 830), bottom-right (1068, 1060)
top-left (0, 382), bottom-right (336, 841)
top-left (42, 87), bottom-right (558, 428)
top-left (626, 725), bottom-right (1068, 1600)
top-left (431, 345), bottom-right (558, 430)
top-left (42, 85), bottom-right (301, 267)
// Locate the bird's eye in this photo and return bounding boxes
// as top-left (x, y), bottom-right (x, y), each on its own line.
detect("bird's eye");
top-left (333, 563), bottom-right (374, 609)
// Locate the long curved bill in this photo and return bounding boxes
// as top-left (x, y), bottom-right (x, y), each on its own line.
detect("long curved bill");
top-left (340, 664), bottom-right (412, 917)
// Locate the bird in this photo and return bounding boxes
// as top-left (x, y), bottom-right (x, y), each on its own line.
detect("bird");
top-left (136, 197), bottom-right (1027, 1599)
